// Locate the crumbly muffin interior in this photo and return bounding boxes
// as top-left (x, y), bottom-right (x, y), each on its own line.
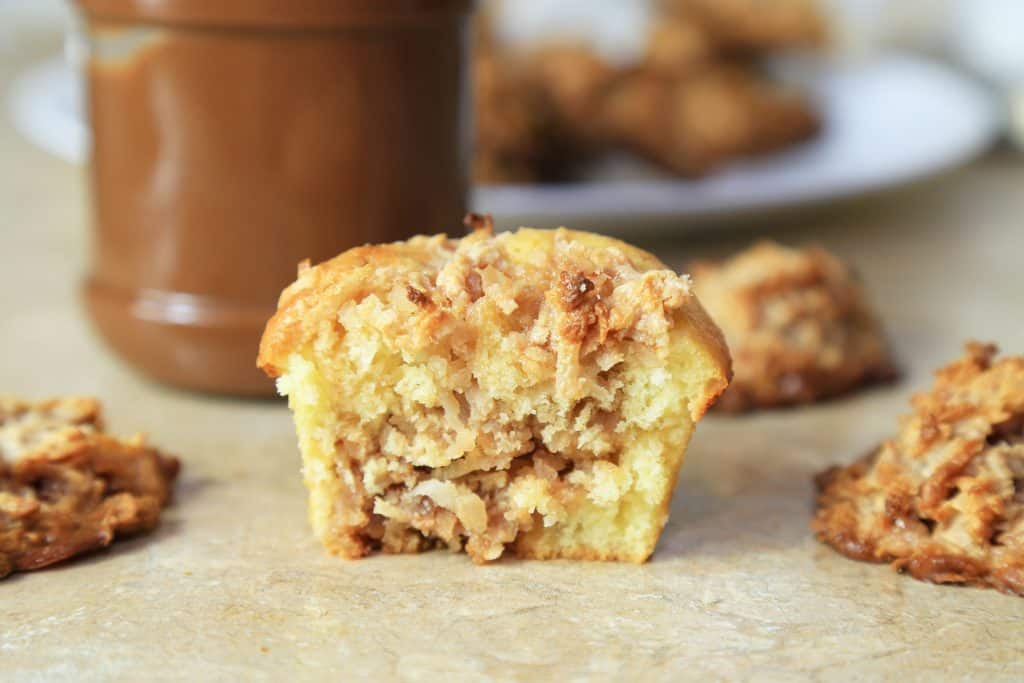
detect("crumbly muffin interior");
top-left (268, 227), bottom-right (728, 562)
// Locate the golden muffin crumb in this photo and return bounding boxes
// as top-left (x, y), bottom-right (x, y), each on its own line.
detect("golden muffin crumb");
top-left (0, 397), bottom-right (179, 578)
top-left (813, 343), bottom-right (1024, 595)
top-left (259, 221), bottom-right (730, 563)
top-left (692, 241), bottom-right (895, 412)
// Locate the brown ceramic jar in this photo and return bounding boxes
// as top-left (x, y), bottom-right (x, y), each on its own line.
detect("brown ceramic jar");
top-left (77, 0), bottom-right (472, 396)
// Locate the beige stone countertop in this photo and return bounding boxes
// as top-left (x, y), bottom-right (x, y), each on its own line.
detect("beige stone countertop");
top-left (3, 41), bottom-right (1024, 683)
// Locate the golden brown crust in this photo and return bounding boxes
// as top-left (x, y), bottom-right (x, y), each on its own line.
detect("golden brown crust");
top-left (259, 234), bottom-right (457, 379)
top-left (260, 223), bottom-right (730, 390)
top-left (0, 398), bottom-right (178, 579)
top-left (813, 343), bottom-right (1024, 596)
top-left (679, 291), bottom-right (734, 420)
top-left (260, 224), bottom-right (732, 417)
top-left (692, 241), bottom-right (895, 412)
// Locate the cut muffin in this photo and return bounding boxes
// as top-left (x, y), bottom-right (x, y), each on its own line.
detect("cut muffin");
top-left (0, 396), bottom-right (179, 578)
top-left (813, 343), bottom-right (1024, 595)
top-left (691, 241), bottom-right (895, 412)
top-left (258, 218), bottom-right (730, 563)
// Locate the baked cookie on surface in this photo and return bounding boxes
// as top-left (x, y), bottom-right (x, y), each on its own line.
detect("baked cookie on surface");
top-left (258, 217), bottom-right (731, 563)
top-left (813, 343), bottom-right (1024, 595)
top-left (691, 241), bottom-right (895, 412)
top-left (0, 396), bottom-right (179, 579)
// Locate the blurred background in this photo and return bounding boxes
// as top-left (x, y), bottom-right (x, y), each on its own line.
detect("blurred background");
top-left (1, 0), bottom-right (1022, 396)
top-left (4, 0), bottom-right (1023, 222)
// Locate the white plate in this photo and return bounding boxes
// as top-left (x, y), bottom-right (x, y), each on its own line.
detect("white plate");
top-left (8, 54), bottom-right (1000, 226)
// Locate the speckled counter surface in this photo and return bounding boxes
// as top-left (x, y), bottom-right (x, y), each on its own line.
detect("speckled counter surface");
top-left (3, 41), bottom-right (1023, 682)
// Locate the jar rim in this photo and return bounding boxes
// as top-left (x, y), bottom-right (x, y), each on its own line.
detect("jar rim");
top-left (75, 0), bottom-right (475, 29)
